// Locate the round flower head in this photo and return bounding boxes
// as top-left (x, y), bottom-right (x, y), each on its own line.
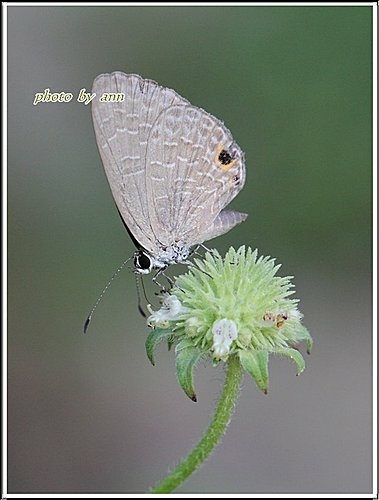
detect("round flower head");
top-left (146, 246), bottom-right (312, 400)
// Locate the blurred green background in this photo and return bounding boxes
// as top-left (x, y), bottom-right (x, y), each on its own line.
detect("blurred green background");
top-left (7, 5), bottom-right (373, 494)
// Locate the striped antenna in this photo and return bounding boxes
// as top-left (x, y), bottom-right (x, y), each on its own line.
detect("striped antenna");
top-left (83, 256), bottom-right (132, 333)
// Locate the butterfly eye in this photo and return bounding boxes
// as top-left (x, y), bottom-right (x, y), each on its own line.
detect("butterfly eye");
top-left (216, 146), bottom-right (237, 170)
top-left (134, 250), bottom-right (152, 274)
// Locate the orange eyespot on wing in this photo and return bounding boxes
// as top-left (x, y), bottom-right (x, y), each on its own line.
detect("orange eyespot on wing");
top-left (215, 145), bottom-right (238, 171)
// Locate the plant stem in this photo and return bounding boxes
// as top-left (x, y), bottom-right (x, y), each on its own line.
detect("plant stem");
top-left (150, 355), bottom-right (243, 493)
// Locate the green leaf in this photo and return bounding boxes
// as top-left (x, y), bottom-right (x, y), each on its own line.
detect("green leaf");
top-left (145, 328), bottom-right (173, 366)
top-left (239, 350), bottom-right (269, 393)
top-left (175, 346), bottom-right (203, 402)
top-left (275, 347), bottom-right (305, 375)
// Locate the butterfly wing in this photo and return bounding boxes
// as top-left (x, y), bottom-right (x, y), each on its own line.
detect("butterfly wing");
top-left (91, 72), bottom-right (189, 253)
top-left (145, 104), bottom-right (247, 246)
top-left (198, 209), bottom-right (248, 244)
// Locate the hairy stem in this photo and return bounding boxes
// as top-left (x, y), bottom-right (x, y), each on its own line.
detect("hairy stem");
top-left (150, 355), bottom-right (243, 493)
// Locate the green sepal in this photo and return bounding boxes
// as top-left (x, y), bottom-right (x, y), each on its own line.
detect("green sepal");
top-left (167, 336), bottom-right (174, 352)
top-left (239, 350), bottom-right (269, 393)
top-left (275, 347), bottom-right (305, 375)
top-left (145, 328), bottom-right (173, 366)
top-left (306, 335), bottom-right (313, 355)
top-left (175, 338), bottom-right (196, 351)
top-left (175, 343), bottom-right (202, 402)
top-left (294, 324), bottom-right (313, 354)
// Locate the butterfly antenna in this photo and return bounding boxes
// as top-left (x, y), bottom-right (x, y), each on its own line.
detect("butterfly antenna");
top-left (83, 256), bottom-right (133, 333)
top-left (135, 273), bottom-right (148, 318)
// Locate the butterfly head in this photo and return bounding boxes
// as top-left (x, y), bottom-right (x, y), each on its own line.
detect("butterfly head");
top-left (134, 250), bottom-right (154, 274)
top-left (134, 243), bottom-right (192, 275)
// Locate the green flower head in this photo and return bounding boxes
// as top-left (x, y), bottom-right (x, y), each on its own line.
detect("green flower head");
top-left (146, 246), bottom-right (312, 401)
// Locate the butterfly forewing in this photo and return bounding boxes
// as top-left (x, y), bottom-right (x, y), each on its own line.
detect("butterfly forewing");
top-left (91, 72), bottom-right (189, 253)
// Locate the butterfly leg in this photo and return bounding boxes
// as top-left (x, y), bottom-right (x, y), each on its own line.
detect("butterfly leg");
top-left (192, 245), bottom-right (204, 259)
top-left (152, 267), bottom-right (173, 292)
top-left (183, 259), bottom-right (213, 280)
top-left (198, 243), bottom-right (219, 258)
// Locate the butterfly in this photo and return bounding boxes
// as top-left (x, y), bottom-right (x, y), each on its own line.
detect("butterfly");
top-left (91, 71), bottom-right (247, 277)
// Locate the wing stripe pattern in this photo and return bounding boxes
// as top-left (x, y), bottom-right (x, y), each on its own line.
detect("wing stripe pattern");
top-left (92, 72), bottom-right (189, 252)
top-left (145, 105), bottom-right (246, 246)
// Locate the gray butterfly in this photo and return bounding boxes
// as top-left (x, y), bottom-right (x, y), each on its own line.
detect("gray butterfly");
top-left (91, 71), bottom-right (247, 276)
